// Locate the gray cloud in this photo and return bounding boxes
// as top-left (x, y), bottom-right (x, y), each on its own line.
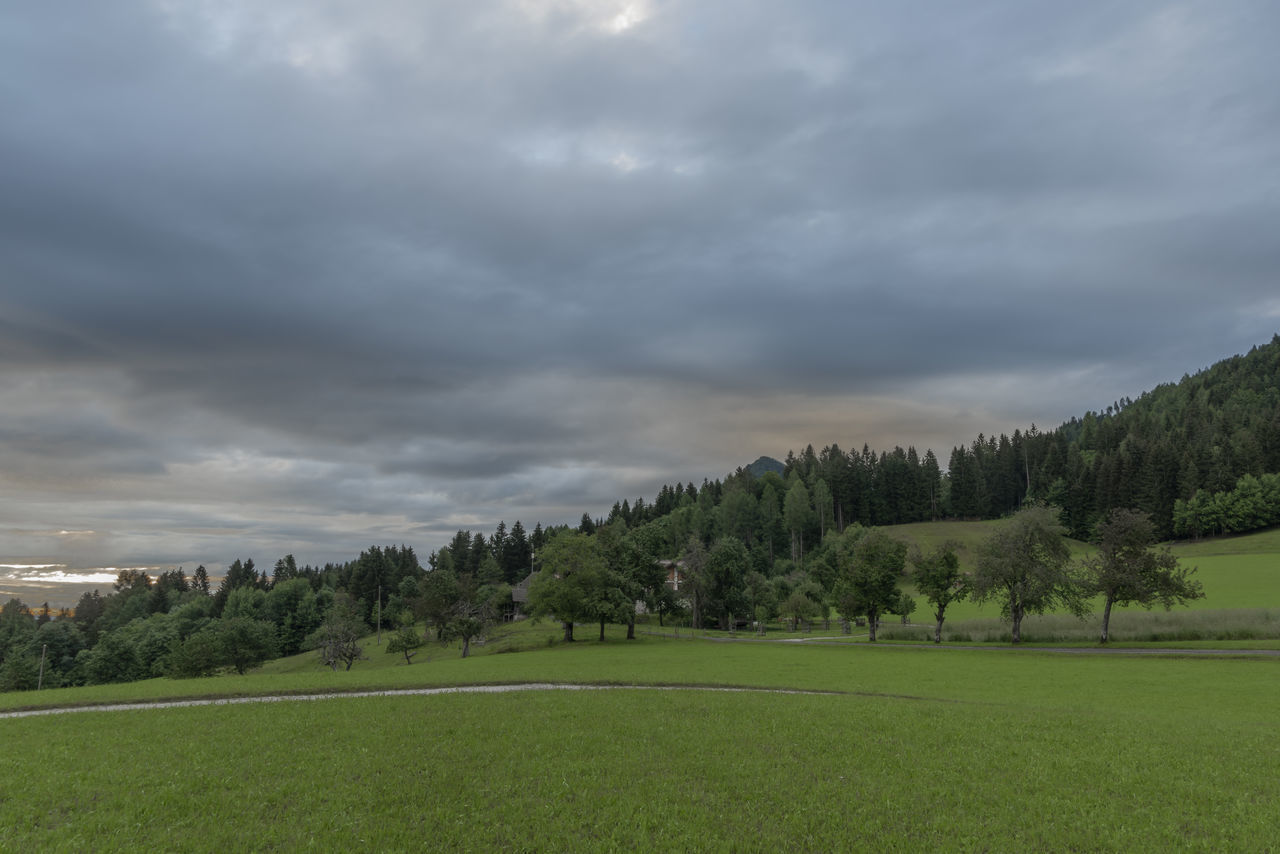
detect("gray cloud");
top-left (2, 0), bottom-right (1278, 598)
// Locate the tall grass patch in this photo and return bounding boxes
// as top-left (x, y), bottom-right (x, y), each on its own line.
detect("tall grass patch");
top-left (882, 608), bottom-right (1280, 644)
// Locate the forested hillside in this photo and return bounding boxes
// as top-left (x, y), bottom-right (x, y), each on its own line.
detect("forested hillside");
top-left (521, 334), bottom-right (1280, 552)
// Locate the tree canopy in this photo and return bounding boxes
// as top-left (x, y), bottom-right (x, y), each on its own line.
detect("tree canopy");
top-left (972, 504), bottom-right (1085, 643)
top-left (1082, 508), bottom-right (1204, 643)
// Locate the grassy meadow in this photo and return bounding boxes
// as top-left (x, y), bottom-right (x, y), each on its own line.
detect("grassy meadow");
top-left (4, 637), bottom-right (1280, 851)
top-left (4, 521), bottom-right (1279, 850)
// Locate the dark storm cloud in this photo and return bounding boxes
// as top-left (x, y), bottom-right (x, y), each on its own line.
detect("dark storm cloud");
top-left (2, 0), bottom-right (1279, 583)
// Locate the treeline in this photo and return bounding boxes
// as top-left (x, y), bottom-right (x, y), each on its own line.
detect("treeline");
top-left (429, 520), bottom-right (548, 585)
top-left (524, 502), bottom-right (1201, 646)
top-left (1172, 472), bottom-right (1280, 538)
top-left (0, 546), bottom-right (429, 691)
top-left (563, 335), bottom-right (1280, 545)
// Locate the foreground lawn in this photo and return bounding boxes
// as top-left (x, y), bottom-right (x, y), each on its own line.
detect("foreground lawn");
top-left (3, 639), bottom-right (1279, 851)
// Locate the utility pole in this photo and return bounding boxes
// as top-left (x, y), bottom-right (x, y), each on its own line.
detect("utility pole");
top-left (37, 643), bottom-right (47, 690)
top-left (376, 583), bottom-right (382, 645)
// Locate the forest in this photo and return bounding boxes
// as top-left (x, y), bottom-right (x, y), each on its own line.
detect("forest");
top-left (2, 335), bottom-right (1278, 691)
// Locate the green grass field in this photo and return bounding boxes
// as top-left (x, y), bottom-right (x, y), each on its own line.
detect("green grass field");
top-left (888, 521), bottom-right (1280, 631)
top-left (3, 522), bottom-right (1279, 850)
top-left (4, 638), bottom-right (1279, 850)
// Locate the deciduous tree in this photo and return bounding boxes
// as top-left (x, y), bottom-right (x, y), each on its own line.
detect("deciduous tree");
top-left (310, 593), bottom-right (367, 671)
top-left (217, 617), bottom-right (278, 675)
top-left (833, 529), bottom-right (907, 642)
top-left (972, 503), bottom-right (1085, 643)
top-left (1082, 508), bottom-right (1204, 643)
top-left (386, 613), bottom-right (425, 664)
top-left (910, 541), bottom-right (970, 643)
top-left (528, 531), bottom-right (614, 642)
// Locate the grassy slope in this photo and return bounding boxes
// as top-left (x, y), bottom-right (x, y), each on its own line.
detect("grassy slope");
top-left (4, 639), bottom-right (1278, 850)
top-left (887, 519), bottom-right (1280, 619)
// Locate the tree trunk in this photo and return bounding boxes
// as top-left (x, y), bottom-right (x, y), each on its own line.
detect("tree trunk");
top-left (461, 636), bottom-right (470, 658)
top-left (1010, 604), bottom-right (1023, 644)
top-left (1100, 596), bottom-right (1113, 643)
top-left (867, 611), bottom-right (878, 642)
top-left (627, 615), bottom-right (635, 640)
top-left (563, 620), bottom-right (574, 642)
top-left (599, 616), bottom-right (606, 641)
top-left (934, 616), bottom-right (944, 644)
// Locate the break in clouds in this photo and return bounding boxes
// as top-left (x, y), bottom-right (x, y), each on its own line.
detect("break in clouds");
top-left (2, 0), bottom-right (1279, 591)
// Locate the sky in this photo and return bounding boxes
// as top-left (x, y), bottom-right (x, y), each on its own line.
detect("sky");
top-left (3, 0), bottom-right (1279, 603)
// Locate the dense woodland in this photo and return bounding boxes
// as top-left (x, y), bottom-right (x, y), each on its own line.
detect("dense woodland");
top-left (2, 336), bottom-right (1277, 690)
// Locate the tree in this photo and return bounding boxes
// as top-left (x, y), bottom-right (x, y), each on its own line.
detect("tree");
top-left (911, 541), bottom-right (970, 643)
top-left (780, 589), bottom-right (819, 632)
top-left (784, 480), bottom-right (813, 564)
top-left (680, 537), bottom-right (709, 629)
top-left (528, 531), bottom-right (615, 642)
top-left (438, 574), bottom-right (495, 658)
top-left (0, 653), bottom-right (39, 692)
top-left (714, 484), bottom-right (753, 546)
top-left (894, 592), bottom-right (917, 624)
top-left (272, 554), bottom-right (299, 585)
top-left (812, 479), bottom-right (833, 541)
top-left (263, 577), bottom-right (322, 657)
top-left (167, 626), bottom-right (224, 678)
top-left (703, 538), bottom-right (750, 630)
top-left (742, 571), bottom-right (777, 634)
top-left (386, 613), bottom-right (425, 664)
top-left (79, 630), bottom-right (142, 684)
top-left (833, 530), bottom-right (907, 642)
top-left (213, 558), bottom-right (259, 617)
top-left (599, 521), bottom-right (668, 640)
top-left (310, 593), bottom-right (366, 671)
top-left (972, 503), bottom-right (1085, 643)
top-left (1082, 508), bottom-right (1204, 643)
top-left (416, 569), bottom-right (460, 640)
top-left (216, 617), bottom-right (278, 675)
top-left (758, 482), bottom-right (781, 564)
top-left (441, 612), bottom-right (486, 658)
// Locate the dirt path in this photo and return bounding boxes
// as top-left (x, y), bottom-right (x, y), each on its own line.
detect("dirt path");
top-left (0, 683), bottom-right (843, 720)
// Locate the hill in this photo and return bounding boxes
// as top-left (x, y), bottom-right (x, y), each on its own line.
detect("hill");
top-left (604, 335), bottom-right (1280, 542)
top-left (745, 455), bottom-right (785, 477)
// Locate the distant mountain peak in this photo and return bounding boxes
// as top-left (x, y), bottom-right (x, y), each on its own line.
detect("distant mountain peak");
top-left (745, 456), bottom-right (785, 477)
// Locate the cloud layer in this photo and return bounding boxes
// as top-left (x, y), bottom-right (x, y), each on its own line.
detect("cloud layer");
top-left (3, 0), bottom-right (1278, 590)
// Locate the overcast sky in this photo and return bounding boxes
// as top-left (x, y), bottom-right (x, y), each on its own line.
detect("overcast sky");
top-left (3, 0), bottom-right (1278, 598)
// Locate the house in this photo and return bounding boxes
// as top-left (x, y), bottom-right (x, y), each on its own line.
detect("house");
top-left (509, 570), bottom-right (536, 620)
